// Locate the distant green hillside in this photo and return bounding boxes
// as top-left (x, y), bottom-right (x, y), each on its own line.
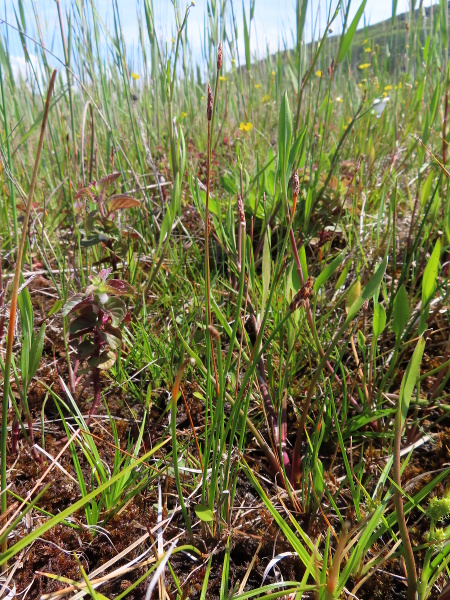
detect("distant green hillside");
top-left (332, 0), bottom-right (449, 72)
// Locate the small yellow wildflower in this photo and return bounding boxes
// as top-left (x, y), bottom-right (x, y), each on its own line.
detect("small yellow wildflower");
top-left (131, 73), bottom-right (140, 80)
top-left (384, 85), bottom-right (392, 91)
top-left (357, 83), bottom-right (363, 88)
top-left (171, 37), bottom-right (175, 44)
top-left (201, 96), bottom-right (205, 101)
top-left (363, 38), bottom-right (368, 45)
top-left (315, 70), bottom-right (322, 77)
top-left (336, 96), bottom-right (343, 103)
top-left (255, 83), bottom-right (262, 89)
top-left (382, 92), bottom-right (388, 98)
top-left (219, 76), bottom-right (226, 81)
top-left (262, 94), bottom-right (270, 104)
top-left (181, 112), bottom-right (187, 118)
top-left (364, 47), bottom-right (371, 53)
top-left (239, 122), bottom-right (253, 133)
top-left (271, 70), bottom-right (275, 76)
top-left (231, 58), bottom-right (236, 64)
top-left (358, 63), bottom-right (370, 70)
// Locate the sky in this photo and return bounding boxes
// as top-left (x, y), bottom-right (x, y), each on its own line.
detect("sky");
top-left (1, 0), bottom-right (432, 77)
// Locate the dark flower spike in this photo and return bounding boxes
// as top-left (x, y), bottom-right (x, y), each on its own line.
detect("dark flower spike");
top-left (207, 84), bottom-right (213, 121)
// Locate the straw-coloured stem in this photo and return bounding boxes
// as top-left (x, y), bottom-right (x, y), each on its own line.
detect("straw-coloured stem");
top-left (1, 69), bottom-right (57, 559)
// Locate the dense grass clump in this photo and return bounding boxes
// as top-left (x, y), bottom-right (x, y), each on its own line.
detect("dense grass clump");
top-left (0, 1), bottom-right (449, 598)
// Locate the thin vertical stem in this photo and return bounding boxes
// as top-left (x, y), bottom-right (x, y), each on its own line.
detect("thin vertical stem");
top-left (1, 70), bottom-right (57, 558)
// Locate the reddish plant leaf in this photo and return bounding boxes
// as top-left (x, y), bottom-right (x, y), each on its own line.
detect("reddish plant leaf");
top-left (98, 172), bottom-right (121, 188)
top-left (107, 196), bottom-right (141, 212)
top-left (74, 187), bottom-right (96, 201)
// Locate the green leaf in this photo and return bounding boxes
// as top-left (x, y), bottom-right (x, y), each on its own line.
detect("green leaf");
top-left (312, 458), bottom-right (324, 501)
top-left (48, 298), bottom-right (64, 317)
top-left (278, 91), bottom-right (293, 196)
top-left (399, 337), bottom-right (426, 428)
top-left (347, 258), bottom-right (387, 321)
top-left (104, 296), bottom-right (127, 327)
top-left (422, 238), bottom-right (441, 307)
top-left (286, 126), bottom-right (307, 181)
top-left (337, 0), bottom-right (368, 64)
top-left (261, 229), bottom-right (271, 313)
top-left (194, 504), bottom-right (214, 522)
top-left (345, 280), bottom-right (361, 314)
top-left (392, 284), bottom-right (410, 340)
top-left (242, 2), bottom-right (251, 72)
top-left (29, 324), bottom-right (46, 381)
top-left (314, 252), bottom-right (346, 293)
top-left (88, 350), bottom-right (117, 370)
top-left (372, 304), bottom-right (386, 339)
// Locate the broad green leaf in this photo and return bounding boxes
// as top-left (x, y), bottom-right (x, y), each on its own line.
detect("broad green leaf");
top-left (314, 252), bottom-right (346, 293)
top-left (347, 258), bottom-right (387, 321)
top-left (194, 504), bottom-right (214, 522)
top-left (345, 280), bottom-right (361, 313)
top-left (278, 91), bottom-right (293, 195)
top-left (48, 298), bottom-right (64, 317)
top-left (392, 284), bottom-right (410, 340)
top-left (104, 296), bottom-right (127, 327)
top-left (88, 349), bottom-right (117, 370)
top-left (287, 126), bottom-right (307, 180)
top-left (422, 238), bottom-right (441, 306)
top-left (372, 304), bottom-right (386, 339)
top-left (399, 337), bottom-right (426, 427)
top-left (421, 171), bottom-right (435, 208)
top-left (337, 0), bottom-right (367, 63)
top-left (29, 324), bottom-right (46, 381)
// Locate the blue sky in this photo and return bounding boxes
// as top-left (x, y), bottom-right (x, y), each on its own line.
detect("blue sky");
top-left (1, 0), bottom-right (432, 76)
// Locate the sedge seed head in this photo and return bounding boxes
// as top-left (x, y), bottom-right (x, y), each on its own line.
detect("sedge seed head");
top-left (217, 43), bottom-right (223, 71)
top-left (237, 194), bottom-right (245, 225)
top-left (207, 84), bottom-right (213, 121)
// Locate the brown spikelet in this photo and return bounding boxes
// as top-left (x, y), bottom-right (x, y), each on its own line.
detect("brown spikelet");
top-left (207, 84), bottom-right (213, 121)
top-left (217, 43), bottom-right (223, 71)
top-left (237, 194), bottom-right (246, 225)
top-left (289, 277), bottom-right (313, 312)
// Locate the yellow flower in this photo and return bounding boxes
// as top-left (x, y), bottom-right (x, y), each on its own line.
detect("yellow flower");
top-left (363, 38), bottom-right (368, 45)
top-left (271, 70), bottom-right (275, 76)
top-left (315, 70), bottom-right (322, 77)
top-left (255, 83), bottom-right (261, 89)
top-left (262, 94), bottom-right (270, 104)
top-left (336, 96), bottom-right (343, 103)
top-left (219, 76), bottom-right (226, 81)
top-left (201, 96), bottom-right (205, 101)
top-left (358, 63), bottom-right (371, 70)
top-left (364, 47), bottom-right (371, 53)
top-left (382, 92), bottom-right (387, 98)
top-left (181, 112), bottom-right (187, 118)
top-left (384, 85), bottom-right (392, 91)
top-left (239, 122), bottom-right (253, 132)
top-left (171, 37), bottom-right (175, 44)
top-left (131, 73), bottom-right (140, 80)
top-left (231, 58), bottom-right (236, 64)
